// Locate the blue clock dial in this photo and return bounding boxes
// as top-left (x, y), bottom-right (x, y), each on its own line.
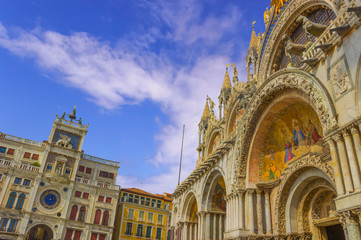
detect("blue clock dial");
top-left (40, 190), bottom-right (61, 209)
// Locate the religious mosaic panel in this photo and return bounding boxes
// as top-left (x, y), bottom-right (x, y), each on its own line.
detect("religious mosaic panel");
top-left (52, 130), bottom-right (81, 150)
top-left (210, 134), bottom-right (221, 154)
top-left (211, 178), bottom-right (226, 211)
top-left (259, 103), bottom-right (324, 182)
top-left (230, 109), bottom-right (245, 133)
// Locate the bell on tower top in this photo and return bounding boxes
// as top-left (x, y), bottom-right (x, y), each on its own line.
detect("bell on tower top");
top-left (69, 106), bottom-right (77, 121)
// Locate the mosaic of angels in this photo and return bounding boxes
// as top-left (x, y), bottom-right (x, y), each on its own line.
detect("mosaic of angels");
top-left (260, 103), bottom-right (323, 181)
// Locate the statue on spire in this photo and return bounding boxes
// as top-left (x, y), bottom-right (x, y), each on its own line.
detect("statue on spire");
top-left (231, 63), bottom-right (239, 84)
top-left (207, 95), bottom-right (215, 115)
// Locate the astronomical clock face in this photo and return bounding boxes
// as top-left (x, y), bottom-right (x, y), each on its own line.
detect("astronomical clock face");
top-left (40, 190), bottom-right (61, 209)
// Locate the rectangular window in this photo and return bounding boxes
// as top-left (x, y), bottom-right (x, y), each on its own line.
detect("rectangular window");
top-left (146, 198), bottom-right (150, 206)
top-left (141, 196), bottom-right (145, 205)
top-left (23, 152), bottom-right (31, 159)
top-left (74, 230), bottom-right (82, 240)
top-left (65, 168), bottom-right (71, 175)
top-left (23, 179), bottom-right (31, 186)
top-left (82, 193), bottom-right (89, 199)
top-left (98, 196), bottom-right (104, 202)
top-left (0, 218), bottom-right (8, 231)
top-left (136, 224), bottom-right (143, 237)
top-left (128, 209), bottom-right (134, 220)
top-left (158, 214), bottom-right (163, 224)
top-left (0, 147), bottom-right (6, 153)
top-left (129, 194), bottom-right (134, 203)
top-left (125, 222), bottom-right (133, 235)
top-left (65, 229), bottom-right (73, 240)
top-left (90, 233), bottom-right (97, 240)
top-left (146, 226), bottom-right (152, 238)
top-left (139, 211), bottom-right (145, 221)
top-left (7, 149), bottom-right (15, 155)
top-left (75, 191), bottom-right (82, 198)
top-left (148, 212), bottom-right (153, 222)
top-left (105, 197), bottom-right (112, 203)
top-left (135, 195), bottom-right (139, 204)
top-left (8, 219), bottom-right (19, 232)
top-left (151, 199), bottom-right (156, 207)
top-left (86, 167), bottom-right (92, 174)
top-left (157, 200), bottom-right (161, 208)
top-left (99, 234), bottom-right (106, 240)
top-left (0, 174), bottom-right (2, 180)
top-left (156, 228), bottom-right (162, 240)
top-left (14, 178), bottom-right (22, 184)
top-left (31, 154), bottom-right (39, 160)
top-left (78, 165), bottom-right (85, 172)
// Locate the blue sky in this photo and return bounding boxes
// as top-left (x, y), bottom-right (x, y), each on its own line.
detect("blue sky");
top-left (0, 0), bottom-right (270, 193)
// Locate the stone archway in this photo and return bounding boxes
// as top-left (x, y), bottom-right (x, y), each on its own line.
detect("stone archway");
top-left (234, 69), bottom-right (337, 190)
top-left (180, 191), bottom-right (199, 240)
top-left (26, 224), bottom-right (54, 240)
top-left (200, 169), bottom-right (226, 240)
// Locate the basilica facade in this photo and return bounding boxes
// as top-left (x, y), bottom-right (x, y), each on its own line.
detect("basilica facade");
top-left (171, 0), bottom-right (361, 239)
top-left (0, 108), bottom-right (120, 240)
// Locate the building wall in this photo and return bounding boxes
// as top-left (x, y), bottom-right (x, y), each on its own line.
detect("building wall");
top-left (114, 190), bottom-right (172, 240)
top-left (0, 114), bottom-right (120, 240)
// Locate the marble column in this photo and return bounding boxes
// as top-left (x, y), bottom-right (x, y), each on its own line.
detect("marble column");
top-left (235, 194), bottom-right (239, 230)
top-left (327, 139), bottom-right (346, 195)
top-left (343, 130), bottom-right (361, 190)
top-left (194, 223), bottom-right (198, 240)
top-left (340, 211), bottom-right (361, 240)
top-left (184, 223), bottom-right (188, 240)
top-left (225, 196), bottom-right (230, 232)
top-left (219, 214), bottom-right (224, 240)
top-left (189, 223), bottom-right (193, 240)
top-left (256, 190), bottom-right (263, 234)
top-left (351, 126), bottom-right (361, 174)
top-left (231, 195), bottom-right (235, 229)
top-left (213, 214), bottom-right (217, 240)
top-left (206, 213), bottom-right (211, 240)
top-left (334, 133), bottom-right (354, 193)
top-left (264, 190), bottom-right (272, 234)
top-left (248, 190), bottom-right (255, 234)
top-left (239, 191), bottom-right (245, 229)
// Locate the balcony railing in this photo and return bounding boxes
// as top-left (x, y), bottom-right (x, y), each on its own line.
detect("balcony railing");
top-left (75, 177), bottom-right (119, 190)
top-left (0, 158), bottom-right (40, 173)
top-left (0, 132), bottom-right (46, 148)
top-left (120, 197), bottom-right (170, 211)
top-left (56, 116), bottom-right (89, 130)
top-left (82, 154), bottom-right (119, 167)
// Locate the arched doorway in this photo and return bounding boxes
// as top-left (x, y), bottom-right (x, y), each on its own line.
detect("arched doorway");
top-left (181, 192), bottom-right (198, 240)
top-left (202, 170), bottom-right (226, 240)
top-left (26, 224), bottom-right (53, 240)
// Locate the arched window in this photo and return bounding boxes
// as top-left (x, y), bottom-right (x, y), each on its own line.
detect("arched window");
top-left (69, 205), bottom-right (78, 220)
top-left (102, 211), bottom-right (109, 226)
top-left (78, 206), bottom-right (86, 222)
top-left (6, 192), bottom-right (16, 208)
top-left (94, 209), bottom-right (102, 224)
top-left (15, 193), bottom-right (25, 210)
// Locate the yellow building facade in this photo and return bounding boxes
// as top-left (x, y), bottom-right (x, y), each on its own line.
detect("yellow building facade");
top-left (113, 188), bottom-right (172, 240)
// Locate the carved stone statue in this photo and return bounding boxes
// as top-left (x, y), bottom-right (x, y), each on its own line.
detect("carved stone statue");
top-left (207, 95), bottom-right (215, 114)
top-left (297, 15), bottom-right (327, 40)
top-left (238, 82), bottom-right (257, 110)
top-left (60, 112), bottom-right (66, 119)
top-left (55, 134), bottom-right (73, 149)
top-left (231, 63), bottom-right (239, 84)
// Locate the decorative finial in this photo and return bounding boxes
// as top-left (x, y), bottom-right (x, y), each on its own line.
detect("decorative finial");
top-left (252, 21), bottom-right (256, 29)
top-left (226, 63), bottom-right (230, 71)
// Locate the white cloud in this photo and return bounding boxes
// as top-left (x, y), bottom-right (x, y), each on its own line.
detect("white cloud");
top-left (0, 0), bottom-right (245, 194)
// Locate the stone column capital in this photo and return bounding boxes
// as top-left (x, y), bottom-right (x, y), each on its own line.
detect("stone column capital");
top-left (333, 132), bottom-right (344, 142)
top-left (350, 125), bottom-right (360, 135)
top-left (337, 210), bottom-right (359, 224)
top-left (341, 129), bottom-right (351, 138)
